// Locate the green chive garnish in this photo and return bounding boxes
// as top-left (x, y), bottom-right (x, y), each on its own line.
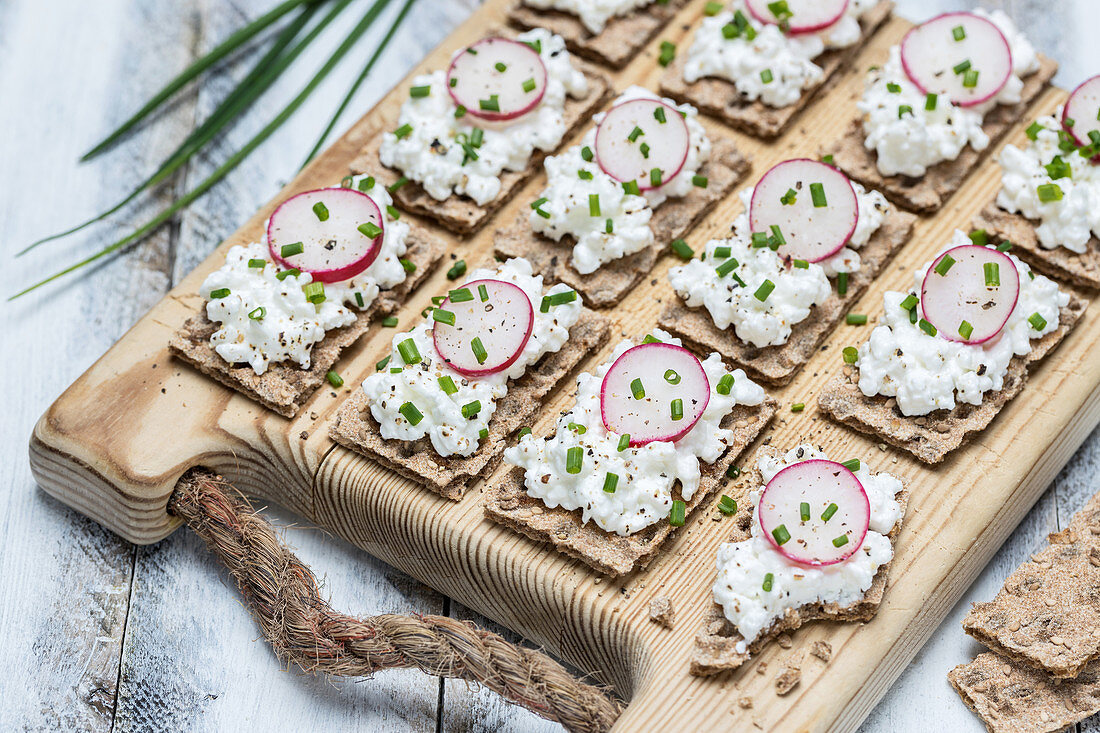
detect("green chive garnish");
top-left (996, 241), bottom-right (1013, 252)
top-left (842, 346), bottom-right (858, 364)
top-left (962, 69), bottom-right (979, 89)
top-left (376, 355), bottom-right (391, 371)
top-left (248, 306), bottom-right (265, 320)
top-left (1037, 183), bottom-right (1064, 202)
top-left (471, 337), bottom-right (488, 364)
top-left (581, 146), bottom-right (594, 162)
top-left (958, 320), bottom-right (974, 340)
top-left (953, 59), bottom-right (971, 75)
top-left (837, 271), bottom-right (849, 296)
top-left (670, 398), bottom-right (684, 421)
top-left (984, 262), bottom-right (1000, 287)
top-left (762, 573), bottom-right (774, 592)
top-left (832, 534), bottom-right (850, 548)
top-left (800, 502), bottom-right (811, 521)
top-left (438, 375), bottom-right (458, 395)
top-left (781, 188), bottom-right (797, 205)
top-left (447, 260), bottom-right (467, 280)
top-left (388, 177), bottom-right (408, 193)
top-left (664, 369), bottom-right (681, 385)
top-left (650, 168), bottom-right (663, 187)
top-left (432, 309), bottom-right (456, 326)
top-left (793, 259), bottom-right (809, 269)
top-left (302, 281), bottom-right (325, 304)
top-left (494, 61), bottom-right (507, 72)
top-left (1026, 121), bottom-right (1045, 141)
top-left (726, 465), bottom-right (741, 479)
top-left (248, 258), bottom-right (266, 268)
top-left (898, 105), bottom-right (913, 118)
top-left (479, 95), bottom-right (500, 112)
top-left (398, 338), bottom-right (420, 365)
top-left (209, 287), bottom-right (231, 299)
top-left (822, 503), bottom-right (838, 522)
top-left (410, 84), bottom-right (430, 98)
top-left (669, 499), bottom-right (686, 527)
top-left (280, 242), bottom-right (304, 258)
top-left (657, 40), bottom-right (676, 67)
top-left (622, 180), bottom-right (641, 196)
top-left (449, 287), bottom-right (473, 303)
top-left (772, 524), bottom-right (791, 545)
top-left (760, 68), bottom-right (773, 84)
top-left (382, 316), bottom-right (399, 327)
top-left (670, 239), bottom-right (694, 260)
top-left (518, 426), bottom-right (532, 439)
top-left (394, 123), bottom-right (413, 139)
top-left (810, 182), bottom-right (827, 207)
top-left (900, 293), bottom-right (919, 311)
top-left (715, 258), bottom-right (740, 278)
top-left (840, 458), bottom-right (860, 471)
top-left (398, 401), bottom-right (423, 426)
top-left (605, 218), bottom-right (614, 234)
top-left (717, 374), bottom-right (734, 395)
top-left (918, 319), bottom-right (937, 336)
top-left (1029, 312), bottom-right (1048, 330)
top-left (630, 378), bottom-right (645, 400)
top-left (718, 495), bottom-right (737, 515)
top-left (952, 24), bottom-right (966, 41)
top-left (791, 402), bottom-right (805, 412)
top-left (654, 106), bottom-right (667, 123)
top-left (589, 194), bottom-right (601, 217)
top-left (925, 93), bottom-right (938, 111)
top-left (603, 473), bottom-right (619, 494)
top-left (540, 290), bottom-right (577, 312)
top-left (566, 446), bottom-right (583, 474)
top-left (358, 221), bottom-right (383, 239)
top-left (934, 254), bottom-right (956, 276)
top-left (754, 279), bottom-right (775, 302)
top-left (461, 400), bottom-right (481, 419)
top-left (326, 370), bottom-right (343, 388)
top-left (618, 434), bottom-right (631, 452)
top-left (692, 174), bottom-right (708, 188)
top-left (478, 283), bottom-right (489, 302)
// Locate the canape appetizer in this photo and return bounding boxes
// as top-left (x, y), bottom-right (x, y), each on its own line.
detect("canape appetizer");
top-left (659, 158), bottom-right (915, 385)
top-left (355, 28), bottom-right (612, 234)
top-left (974, 75), bottom-right (1100, 290)
top-left (819, 231), bottom-right (1086, 463)
top-left (829, 10), bottom-right (1056, 213)
top-left (496, 85), bottom-right (750, 307)
top-left (331, 257), bottom-right (611, 498)
top-left (486, 329), bottom-right (777, 575)
top-left (693, 444), bottom-right (906, 675)
top-left (171, 174), bottom-right (444, 417)
top-left (660, 0), bottom-right (893, 138)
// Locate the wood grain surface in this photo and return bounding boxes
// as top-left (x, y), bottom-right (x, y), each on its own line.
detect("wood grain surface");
top-left (5, 1), bottom-right (1100, 732)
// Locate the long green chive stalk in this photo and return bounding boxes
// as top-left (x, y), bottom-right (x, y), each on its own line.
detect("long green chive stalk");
top-left (13, 0), bottom-right (410, 300)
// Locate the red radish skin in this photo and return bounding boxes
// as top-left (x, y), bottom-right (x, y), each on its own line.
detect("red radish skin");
top-left (745, 0), bottom-right (849, 35)
top-left (900, 13), bottom-right (1013, 108)
top-left (599, 343), bottom-right (710, 446)
top-left (756, 460), bottom-right (870, 567)
top-left (432, 279), bottom-right (534, 378)
top-left (267, 188), bottom-right (384, 284)
top-left (749, 159), bottom-right (858, 263)
top-left (446, 38), bottom-right (548, 123)
top-left (920, 245), bottom-right (1020, 345)
top-left (594, 98), bottom-right (690, 192)
top-left (1063, 75), bottom-right (1100, 155)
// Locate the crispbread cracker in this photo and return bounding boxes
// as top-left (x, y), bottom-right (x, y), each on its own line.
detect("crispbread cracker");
top-left (691, 448), bottom-right (908, 676)
top-left (974, 203), bottom-right (1100, 290)
top-left (351, 58), bottom-right (612, 235)
top-left (507, 0), bottom-right (690, 70)
top-left (818, 297), bottom-right (1087, 464)
top-left (330, 309), bottom-right (611, 500)
top-left (659, 205), bottom-right (917, 386)
top-left (493, 138), bottom-right (751, 308)
top-left (962, 491), bottom-right (1100, 679)
top-left (827, 55), bottom-right (1058, 213)
top-left (949, 653), bottom-right (1100, 733)
top-left (169, 231), bottom-right (445, 418)
top-left (658, 2), bottom-right (893, 139)
top-left (484, 398), bottom-right (778, 576)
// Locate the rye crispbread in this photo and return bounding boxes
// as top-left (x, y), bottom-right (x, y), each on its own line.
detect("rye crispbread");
top-left (962, 491), bottom-right (1100, 679)
top-left (827, 55), bottom-right (1058, 213)
top-left (350, 58), bottom-right (612, 236)
top-left (691, 447), bottom-right (909, 676)
top-left (658, 2), bottom-right (894, 140)
top-left (330, 309), bottom-right (611, 500)
top-left (659, 205), bottom-right (917, 386)
top-left (169, 231), bottom-right (444, 419)
top-left (506, 0), bottom-right (690, 70)
top-left (974, 203), bottom-right (1100, 290)
top-left (817, 297), bottom-right (1088, 464)
top-left (484, 397), bottom-right (779, 576)
top-left (949, 653), bottom-right (1100, 733)
top-left (493, 138), bottom-right (751, 308)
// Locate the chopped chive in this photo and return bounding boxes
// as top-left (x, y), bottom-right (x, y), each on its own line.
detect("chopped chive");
top-left (358, 221), bottom-right (383, 239)
top-left (753, 279), bottom-right (775, 302)
top-left (952, 24), bottom-right (966, 41)
top-left (479, 428), bottom-right (489, 440)
top-left (471, 337), bottom-right (488, 364)
top-left (899, 293), bottom-right (919, 311)
top-left (399, 402), bottom-right (423, 426)
top-left (664, 369), bottom-right (681, 384)
top-left (1029, 312), bottom-right (1048, 330)
top-left (1037, 183), bottom-right (1064, 202)
top-left (887, 82), bottom-right (902, 94)
top-left (836, 271), bottom-right (849, 295)
top-left (669, 499), bottom-right (686, 527)
top-left (618, 434), bottom-right (630, 452)
top-left (341, 176), bottom-right (354, 189)
top-left (781, 188), bottom-right (797, 205)
top-left (394, 123), bottom-right (413, 139)
top-left (400, 258), bottom-right (416, 274)
top-left (762, 573), bottom-right (774, 592)
top-left (822, 154), bottom-right (834, 165)
top-left (715, 258), bottom-right (740, 278)
top-left (953, 59), bottom-right (971, 75)
top-left (530, 197), bottom-right (549, 211)
top-left (840, 458), bottom-right (860, 471)
top-left (831, 533), bottom-right (851, 548)
top-left (461, 400), bottom-right (481, 419)
top-left (578, 169), bottom-right (594, 180)
top-left (984, 262), bottom-right (1000, 287)
top-left (791, 402), bottom-right (805, 412)
top-left (650, 168), bottom-right (663, 187)
top-left (209, 287), bottom-right (231, 299)
top-left (842, 346), bottom-right (858, 364)
top-left (566, 446), bottom-right (583, 474)
top-left (800, 502), bottom-right (811, 521)
top-left (670, 239), bottom-right (694, 260)
top-left (382, 316), bottom-right (399, 327)
top-left (717, 374), bottom-right (734, 395)
top-left (962, 69), bottom-right (979, 89)
top-left (969, 229), bottom-right (988, 247)
top-left (494, 61), bottom-right (507, 72)
top-left (670, 398), bottom-right (684, 421)
top-left (898, 104), bottom-right (913, 118)
top-left (376, 355), bottom-right (391, 371)
top-left (248, 258), bottom-right (266, 268)
top-left (432, 309), bottom-right (456, 326)
top-left (1044, 155), bottom-right (1072, 180)
top-left (996, 241), bottom-right (1013, 252)
top-left (248, 306), bottom-right (265, 320)
top-left (438, 375), bottom-right (458, 395)
top-left (447, 260), bottom-right (467, 280)
top-left (654, 106), bottom-right (667, 123)
top-left (603, 473), bottom-right (619, 494)
top-left (478, 95), bottom-right (500, 112)
top-left (769, 225), bottom-right (786, 246)
top-left (810, 182), bottom-right (827, 207)
top-left (449, 287), bottom-right (473, 303)
top-left (605, 218), bottom-right (614, 234)
top-left (589, 193), bottom-right (601, 217)
top-left (581, 146), bottom-right (594, 162)
top-left (386, 204), bottom-right (401, 221)
top-left (302, 281), bottom-right (325, 304)
top-left (521, 77), bottom-right (537, 93)
top-left (409, 84), bottom-right (430, 98)
top-left (630, 378), bottom-right (645, 400)
top-left (934, 254), bottom-right (956, 276)
top-left (397, 338), bottom-right (421, 365)
top-left (771, 524), bottom-right (791, 546)
top-left (518, 426), bottom-right (532, 438)
top-left (718, 495), bottom-right (738, 515)
top-left (692, 174), bottom-right (708, 188)
top-left (958, 320), bottom-right (974, 340)
top-left (822, 503), bottom-right (839, 522)
top-left (657, 40), bottom-right (676, 67)
top-left (704, 0), bottom-right (723, 15)
top-left (280, 241), bottom-right (304, 257)
top-left (627, 126), bottom-right (644, 143)
top-left (358, 176), bottom-right (375, 192)
top-left (622, 180), bottom-right (641, 196)
top-left (567, 422), bottom-right (587, 435)
top-left (918, 318), bottom-right (937, 336)
top-left (1026, 121), bottom-right (1045, 141)
top-left (760, 68), bottom-right (773, 84)
top-left (726, 465), bottom-right (741, 479)
top-left (478, 283), bottom-right (489, 302)
top-left (453, 105), bottom-right (466, 119)
top-left (792, 259), bottom-right (809, 269)
top-left (925, 92), bottom-right (938, 111)
top-left (643, 334), bottom-right (662, 344)
top-left (326, 370), bottom-right (344, 388)
top-left (540, 289), bottom-right (577, 312)
top-left (387, 177), bottom-right (409, 193)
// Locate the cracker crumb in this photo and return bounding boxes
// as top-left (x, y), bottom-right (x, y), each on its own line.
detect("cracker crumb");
top-left (776, 633), bottom-right (793, 649)
top-left (738, 697), bottom-right (753, 709)
top-left (775, 666), bottom-right (801, 696)
top-left (810, 641), bottom-right (832, 662)
top-left (649, 596), bottom-right (676, 629)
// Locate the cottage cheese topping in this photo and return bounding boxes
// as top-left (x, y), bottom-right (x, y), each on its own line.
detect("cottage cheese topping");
top-left (201, 178), bottom-right (408, 375)
top-left (505, 329), bottom-right (766, 536)
top-left (683, 0), bottom-right (877, 109)
top-left (378, 29), bottom-right (588, 206)
top-left (522, 0), bottom-right (656, 35)
top-left (997, 111), bottom-right (1100, 254)
top-left (362, 258), bottom-right (581, 458)
top-left (859, 9), bottom-right (1039, 177)
top-left (856, 230), bottom-right (1069, 416)
top-left (667, 184), bottom-right (886, 348)
top-left (531, 86), bottom-right (711, 274)
top-left (712, 444), bottom-right (902, 650)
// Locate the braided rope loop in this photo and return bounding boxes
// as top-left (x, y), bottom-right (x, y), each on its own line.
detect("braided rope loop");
top-left (168, 470), bottom-right (622, 733)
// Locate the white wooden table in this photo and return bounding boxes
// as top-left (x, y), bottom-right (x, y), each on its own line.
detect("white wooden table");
top-left (2, 1), bottom-right (1097, 730)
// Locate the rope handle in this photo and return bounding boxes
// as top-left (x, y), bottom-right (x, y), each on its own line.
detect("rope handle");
top-left (167, 469), bottom-right (623, 733)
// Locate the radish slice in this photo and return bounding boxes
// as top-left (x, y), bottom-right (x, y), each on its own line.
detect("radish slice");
top-left (1063, 75), bottom-right (1100, 151)
top-left (446, 38), bottom-right (547, 122)
top-left (749, 159), bottom-right (858, 263)
top-left (594, 98), bottom-right (690, 192)
top-left (267, 188), bottom-right (383, 284)
top-left (900, 13), bottom-right (1012, 108)
top-left (920, 245), bottom-right (1020, 345)
top-left (432, 279), bottom-right (534, 377)
top-left (599, 343), bottom-right (710, 446)
top-left (757, 459), bottom-right (870, 567)
top-left (745, 0), bottom-right (849, 35)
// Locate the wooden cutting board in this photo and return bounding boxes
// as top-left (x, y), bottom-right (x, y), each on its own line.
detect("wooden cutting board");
top-left (28, 1), bottom-right (1100, 730)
